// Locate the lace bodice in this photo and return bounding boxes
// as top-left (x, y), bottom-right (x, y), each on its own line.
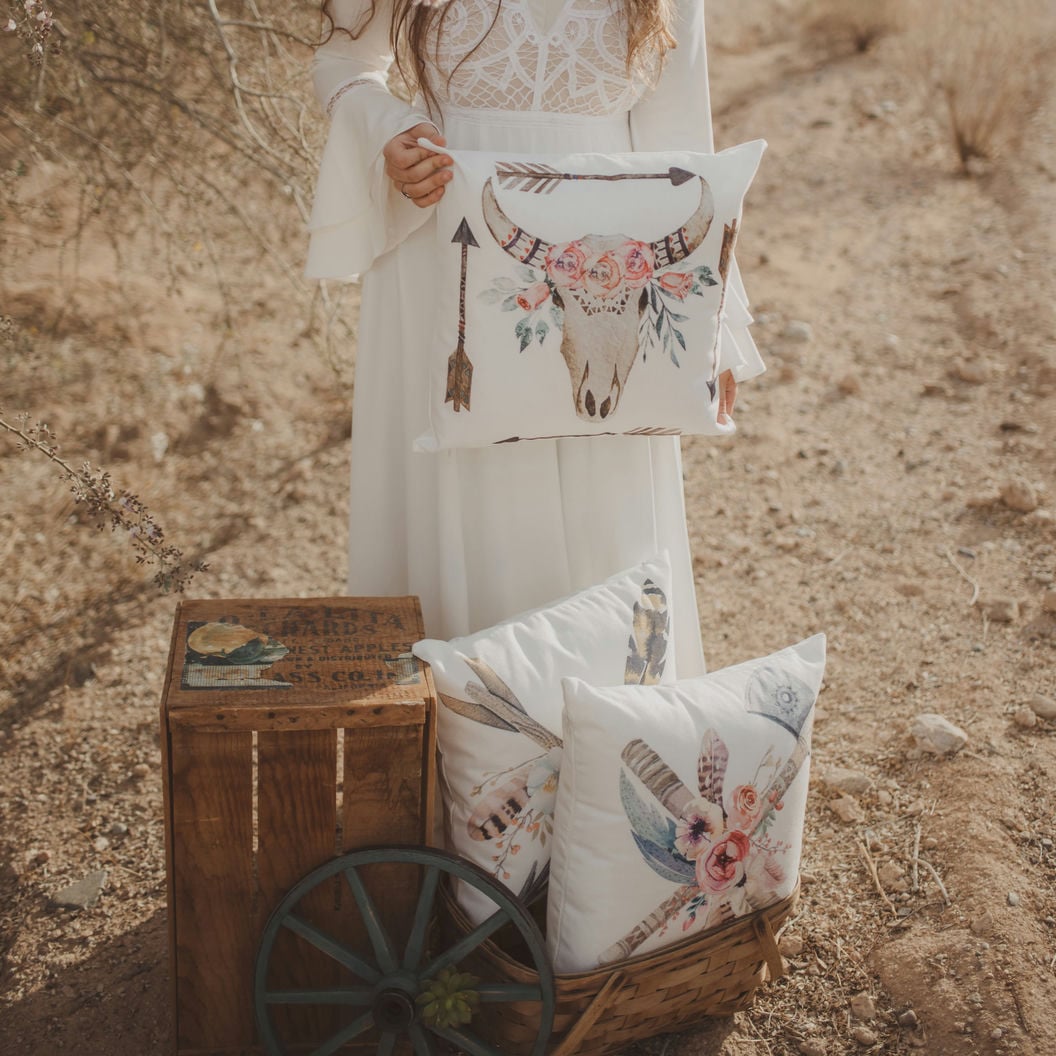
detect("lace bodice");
top-left (424, 0), bottom-right (652, 116)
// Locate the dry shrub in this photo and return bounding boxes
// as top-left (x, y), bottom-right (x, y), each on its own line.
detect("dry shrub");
top-left (806, 0), bottom-right (903, 53)
top-left (900, 0), bottom-right (1056, 170)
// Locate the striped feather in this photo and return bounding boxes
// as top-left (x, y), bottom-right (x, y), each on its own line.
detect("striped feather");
top-left (624, 579), bottom-right (669, 685)
top-left (621, 739), bottom-right (692, 817)
top-left (461, 655), bottom-right (526, 714)
top-left (462, 683), bottom-right (562, 750)
top-left (495, 161), bottom-right (563, 194)
top-left (439, 691), bottom-right (519, 733)
top-left (697, 729), bottom-right (729, 805)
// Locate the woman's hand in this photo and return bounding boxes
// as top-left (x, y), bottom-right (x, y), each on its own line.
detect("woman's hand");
top-left (383, 123), bottom-right (453, 208)
top-left (717, 369), bottom-right (737, 425)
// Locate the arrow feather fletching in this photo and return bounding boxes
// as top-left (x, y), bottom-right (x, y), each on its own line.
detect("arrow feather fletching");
top-left (438, 692), bottom-right (520, 733)
top-left (621, 739), bottom-right (692, 818)
top-left (619, 767), bottom-right (676, 847)
top-left (624, 579), bottom-right (669, 685)
top-left (630, 832), bottom-right (697, 885)
top-left (698, 729), bottom-right (729, 805)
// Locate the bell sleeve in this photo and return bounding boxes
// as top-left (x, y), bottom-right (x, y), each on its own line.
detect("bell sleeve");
top-left (306, 0), bottom-right (440, 280)
top-left (628, 0), bottom-right (765, 383)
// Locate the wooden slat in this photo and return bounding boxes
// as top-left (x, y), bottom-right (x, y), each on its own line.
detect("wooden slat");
top-left (257, 728), bottom-right (340, 1047)
top-left (168, 699), bottom-right (427, 732)
top-left (170, 729), bottom-right (255, 1051)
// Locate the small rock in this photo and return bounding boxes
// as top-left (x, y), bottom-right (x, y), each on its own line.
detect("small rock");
top-left (1007, 892), bottom-right (1021, 907)
top-left (798, 1041), bottom-right (826, 1056)
top-left (52, 871), bottom-right (107, 910)
top-left (877, 789), bottom-right (893, 807)
top-left (1030, 695), bottom-right (1056, 721)
top-left (923, 836), bottom-right (938, 849)
top-left (1013, 707), bottom-right (1037, 729)
top-left (878, 862), bottom-right (905, 886)
top-left (829, 795), bottom-right (865, 824)
top-left (970, 913), bottom-right (994, 936)
top-left (24, 849), bottom-right (50, 868)
top-left (896, 581), bottom-right (925, 597)
top-left (952, 358), bottom-right (990, 384)
top-left (980, 597), bottom-right (1020, 623)
top-left (849, 992), bottom-right (877, 1021)
top-left (883, 333), bottom-right (900, 349)
top-left (837, 373), bottom-right (862, 396)
top-left (1041, 590), bottom-right (1056, 615)
top-left (783, 320), bottom-right (813, 344)
top-left (851, 1026), bottom-right (877, 1046)
top-left (823, 767), bottom-right (873, 795)
top-left (991, 1027), bottom-right (1004, 1040)
top-left (965, 492), bottom-right (1000, 508)
top-left (1000, 479), bottom-right (1039, 513)
top-left (109, 822), bottom-right (129, 837)
top-left (780, 934), bottom-right (805, 957)
top-left (898, 1009), bottom-right (920, 1029)
top-left (911, 713), bottom-right (968, 755)
top-left (93, 836), bottom-right (110, 853)
top-left (131, 763), bottom-right (150, 779)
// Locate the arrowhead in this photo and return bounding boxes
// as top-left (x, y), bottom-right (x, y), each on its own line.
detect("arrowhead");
top-left (669, 167), bottom-right (696, 187)
top-left (452, 218), bottom-right (479, 248)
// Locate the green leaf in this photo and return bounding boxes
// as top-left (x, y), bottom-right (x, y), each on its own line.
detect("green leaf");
top-left (502, 294), bottom-right (521, 311)
top-left (535, 320), bottom-right (549, 344)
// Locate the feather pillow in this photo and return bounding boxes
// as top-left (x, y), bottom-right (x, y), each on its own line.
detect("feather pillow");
top-left (414, 139), bottom-right (766, 452)
top-left (412, 555), bottom-right (677, 925)
top-left (548, 634), bottom-right (825, 972)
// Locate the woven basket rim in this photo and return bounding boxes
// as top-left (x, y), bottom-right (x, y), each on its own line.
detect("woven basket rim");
top-left (442, 883), bottom-right (798, 983)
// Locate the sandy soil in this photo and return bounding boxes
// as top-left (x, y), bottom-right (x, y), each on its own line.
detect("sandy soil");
top-left (2, 4), bottom-right (1055, 1054)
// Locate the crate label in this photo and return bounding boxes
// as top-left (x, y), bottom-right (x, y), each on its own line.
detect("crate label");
top-left (181, 618), bottom-right (294, 691)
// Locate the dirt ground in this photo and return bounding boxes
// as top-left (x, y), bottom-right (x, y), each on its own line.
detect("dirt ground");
top-left (2, 3), bottom-right (1055, 1055)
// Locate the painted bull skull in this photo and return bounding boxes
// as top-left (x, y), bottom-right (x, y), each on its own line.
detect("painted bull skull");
top-left (482, 176), bottom-right (715, 420)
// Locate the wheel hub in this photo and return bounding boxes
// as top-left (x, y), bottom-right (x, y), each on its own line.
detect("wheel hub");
top-left (373, 986), bottom-right (417, 1032)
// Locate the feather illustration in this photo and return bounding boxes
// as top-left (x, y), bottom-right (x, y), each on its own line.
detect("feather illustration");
top-left (697, 729), bottom-right (729, 806)
top-left (438, 691), bottom-right (520, 733)
top-left (463, 682), bottom-right (561, 750)
top-left (624, 578), bottom-right (670, 685)
top-left (630, 832), bottom-right (696, 886)
top-left (619, 768), bottom-right (676, 849)
top-left (621, 739), bottom-right (693, 818)
top-left (461, 655), bottom-right (527, 714)
top-left (517, 859), bottom-right (550, 906)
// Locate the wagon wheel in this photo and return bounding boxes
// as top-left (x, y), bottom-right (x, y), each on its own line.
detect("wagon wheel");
top-left (255, 846), bottom-right (555, 1056)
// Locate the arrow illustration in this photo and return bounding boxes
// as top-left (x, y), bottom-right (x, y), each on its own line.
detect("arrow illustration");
top-left (710, 219), bottom-right (740, 389)
top-left (496, 163), bottom-right (697, 195)
top-left (446, 218), bottom-right (478, 413)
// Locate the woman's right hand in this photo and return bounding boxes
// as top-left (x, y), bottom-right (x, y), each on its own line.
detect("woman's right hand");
top-left (383, 122), bottom-right (453, 208)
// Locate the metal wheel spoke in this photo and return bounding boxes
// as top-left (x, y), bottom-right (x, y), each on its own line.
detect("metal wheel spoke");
top-left (281, 913), bottom-right (381, 983)
top-left (344, 866), bottom-right (399, 974)
top-left (307, 1010), bottom-right (374, 1056)
top-left (403, 865), bottom-right (440, 971)
top-left (408, 1023), bottom-right (435, 1056)
top-left (419, 907), bottom-right (508, 980)
top-left (432, 1023), bottom-right (505, 1056)
top-left (266, 988), bottom-right (374, 1006)
top-left (377, 1031), bottom-right (397, 1056)
top-left (475, 983), bottom-right (543, 1003)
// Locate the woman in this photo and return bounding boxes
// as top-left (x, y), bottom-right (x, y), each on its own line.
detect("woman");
top-left (308, 0), bottom-right (764, 676)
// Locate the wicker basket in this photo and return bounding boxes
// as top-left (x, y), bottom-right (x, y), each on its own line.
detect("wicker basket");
top-left (442, 886), bottom-right (796, 1056)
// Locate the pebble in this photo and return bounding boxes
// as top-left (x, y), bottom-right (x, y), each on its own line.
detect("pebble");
top-left (898, 1009), bottom-right (920, 1029)
top-left (779, 934), bottom-right (805, 957)
top-left (896, 581), bottom-right (924, 597)
top-left (131, 763), bottom-right (150, 779)
top-left (52, 871), bottom-right (107, 910)
top-left (851, 1026), bottom-right (877, 1046)
top-left (1030, 696), bottom-right (1056, 722)
top-left (991, 1027), bottom-right (1004, 1040)
top-left (877, 789), bottom-right (893, 807)
top-left (829, 795), bottom-right (865, 824)
top-left (109, 822), bottom-right (129, 837)
top-left (923, 836), bottom-right (938, 850)
top-left (93, 836), bottom-right (110, 853)
top-left (849, 992), bottom-right (877, 1021)
top-left (823, 767), bottom-right (873, 795)
top-left (911, 713), bottom-right (968, 755)
top-left (24, 848), bottom-right (50, 867)
top-left (783, 320), bottom-right (813, 344)
top-left (952, 358), bottom-right (990, 384)
top-left (1000, 479), bottom-right (1039, 513)
top-left (798, 1041), bottom-right (826, 1056)
top-left (878, 862), bottom-right (906, 886)
top-left (1007, 892), bottom-right (1021, 907)
top-left (980, 597), bottom-right (1020, 623)
top-left (1041, 590), bottom-right (1056, 615)
top-left (837, 373), bottom-right (862, 396)
top-left (1013, 707), bottom-right (1037, 729)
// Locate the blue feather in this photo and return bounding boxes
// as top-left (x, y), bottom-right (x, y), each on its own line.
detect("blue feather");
top-left (620, 768), bottom-right (674, 847)
top-left (631, 832), bottom-right (696, 885)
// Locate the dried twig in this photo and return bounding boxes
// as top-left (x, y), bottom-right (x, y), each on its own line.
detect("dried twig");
top-left (943, 546), bottom-right (980, 605)
top-left (916, 857), bottom-right (952, 905)
top-left (858, 839), bottom-right (898, 916)
top-left (911, 823), bottom-right (922, 892)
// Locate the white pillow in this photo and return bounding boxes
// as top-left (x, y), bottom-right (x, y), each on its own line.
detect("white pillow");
top-left (415, 140), bottom-right (766, 452)
top-left (412, 555), bottom-right (677, 925)
top-left (549, 634), bottom-right (825, 972)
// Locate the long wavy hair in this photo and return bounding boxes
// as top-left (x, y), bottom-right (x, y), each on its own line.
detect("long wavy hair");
top-left (320, 1), bottom-right (677, 115)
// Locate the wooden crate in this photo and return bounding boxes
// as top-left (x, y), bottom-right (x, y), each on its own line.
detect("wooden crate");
top-left (160, 596), bottom-right (436, 1056)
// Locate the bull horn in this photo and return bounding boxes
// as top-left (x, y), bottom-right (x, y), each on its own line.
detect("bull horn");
top-left (651, 177), bottom-right (715, 268)
top-left (481, 178), bottom-right (553, 269)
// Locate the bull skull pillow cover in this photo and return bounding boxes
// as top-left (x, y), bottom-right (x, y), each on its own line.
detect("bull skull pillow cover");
top-left (411, 554), bottom-right (677, 926)
top-left (415, 139), bottom-right (766, 452)
top-left (548, 633), bottom-right (825, 973)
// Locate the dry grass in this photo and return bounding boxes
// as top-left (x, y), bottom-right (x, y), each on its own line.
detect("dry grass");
top-left (900, 0), bottom-right (1056, 170)
top-left (805, 0), bottom-right (904, 53)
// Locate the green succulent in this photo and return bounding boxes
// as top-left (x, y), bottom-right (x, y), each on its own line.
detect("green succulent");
top-left (416, 967), bottom-right (480, 1030)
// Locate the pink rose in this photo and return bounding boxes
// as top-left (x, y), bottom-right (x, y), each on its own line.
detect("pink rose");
top-left (657, 272), bottom-right (693, 300)
top-left (620, 240), bottom-right (654, 288)
top-left (727, 784), bottom-right (761, 832)
top-left (516, 281), bottom-right (552, 312)
top-left (582, 251), bottom-right (624, 298)
top-left (674, 797), bottom-right (725, 860)
top-left (695, 830), bottom-right (751, 893)
top-left (545, 241), bottom-right (587, 287)
top-left (744, 849), bottom-right (788, 908)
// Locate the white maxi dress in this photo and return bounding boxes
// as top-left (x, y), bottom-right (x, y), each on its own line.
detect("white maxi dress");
top-left (307, 0), bottom-right (764, 677)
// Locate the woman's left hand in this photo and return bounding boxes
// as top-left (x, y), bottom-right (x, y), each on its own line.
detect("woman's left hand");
top-left (718, 369), bottom-right (737, 424)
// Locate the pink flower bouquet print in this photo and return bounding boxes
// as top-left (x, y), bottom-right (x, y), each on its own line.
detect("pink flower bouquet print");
top-left (416, 140), bottom-right (766, 452)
